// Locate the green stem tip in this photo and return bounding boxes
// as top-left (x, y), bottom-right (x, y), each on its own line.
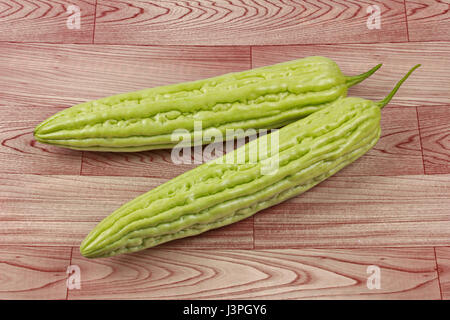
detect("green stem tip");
top-left (378, 64), bottom-right (421, 109)
top-left (345, 63), bottom-right (383, 87)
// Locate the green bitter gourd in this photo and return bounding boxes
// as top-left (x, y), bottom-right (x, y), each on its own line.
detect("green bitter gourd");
top-left (80, 65), bottom-right (420, 258)
top-left (34, 57), bottom-right (380, 152)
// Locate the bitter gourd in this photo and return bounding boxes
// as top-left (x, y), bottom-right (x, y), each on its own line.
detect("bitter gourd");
top-left (34, 57), bottom-right (380, 152)
top-left (80, 65), bottom-right (420, 258)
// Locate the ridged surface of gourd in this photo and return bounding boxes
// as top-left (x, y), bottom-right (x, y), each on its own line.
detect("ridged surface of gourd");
top-left (80, 97), bottom-right (381, 258)
top-left (34, 56), bottom-right (375, 152)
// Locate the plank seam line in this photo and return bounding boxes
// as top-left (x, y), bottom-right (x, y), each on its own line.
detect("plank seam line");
top-left (34, 40), bottom-right (413, 47)
top-left (1, 39), bottom-right (450, 47)
top-left (92, 0), bottom-right (98, 44)
top-left (16, 245), bottom-right (449, 250)
top-left (1, 172), bottom-right (449, 178)
top-left (433, 247), bottom-right (443, 300)
top-left (65, 247), bottom-right (74, 300)
top-left (415, 106), bottom-right (426, 175)
top-left (403, 0), bottom-right (410, 42)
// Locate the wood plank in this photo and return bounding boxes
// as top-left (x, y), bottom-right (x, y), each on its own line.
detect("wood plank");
top-left (254, 174), bottom-right (450, 248)
top-left (81, 149), bottom-right (197, 178)
top-left (0, 105), bottom-right (82, 175)
top-left (417, 105), bottom-right (450, 175)
top-left (0, 0), bottom-right (95, 43)
top-left (252, 42), bottom-right (450, 107)
top-left (406, 0), bottom-right (450, 41)
top-left (0, 246), bottom-right (71, 299)
top-left (0, 174), bottom-right (253, 248)
top-left (93, 0), bottom-right (407, 45)
top-left (80, 106), bottom-right (424, 178)
top-left (68, 247), bottom-right (440, 299)
top-left (435, 247), bottom-right (450, 300)
top-left (0, 43), bottom-right (250, 108)
top-left (3, 173), bottom-right (447, 252)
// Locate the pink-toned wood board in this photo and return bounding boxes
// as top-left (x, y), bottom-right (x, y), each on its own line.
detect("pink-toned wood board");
top-left (405, 0), bottom-right (450, 42)
top-left (68, 247), bottom-right (440, 300)
top-left (92, 0), bottom-right (408, 45)
top-left (0, 0), bottom-right (449, 300)
top-left (0, 43), bottom-right (251, 108)
top-left (254, 174), bottom-right (450, 248)
top-left (0, 105), bottom-right (82, 175)
top-left (417, 105), bottom-right (450, 175)
top-left (2, 0), bottom-right (448, 45)
top-left (2, 42), bottom-right (449, 176)
top-left (0, 0), bottom-right (96, 43)
top-left (1, 173), bottom-right (448, 248)
top-left (0, 174), bottom-right (253, 248)
top-left (0, 246), bottom-right (71, 299)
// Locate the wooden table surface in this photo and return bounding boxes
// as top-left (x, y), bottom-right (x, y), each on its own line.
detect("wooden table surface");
top-left (0, 0), bottom-right (449, 300)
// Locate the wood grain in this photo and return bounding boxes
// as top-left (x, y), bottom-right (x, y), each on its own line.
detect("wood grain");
top-left (0, 105), bottom-right (82, 175)
top-left (0, 0), bottom-right (448, 301)
top-left (2, 173), bottom-right (448, 249)
top-left (417, 105), bottom-right (450, 174)
top-left (254, 174), bottom-right (450, 248)
top-left (0, 246), bottom-right (71, 299)
top-left (68, 247), bottom-right (439, 299)
top-left (0, 0), bottom-right (95, 43)
top-left (406, 0), bottom-right (450, 41)
top-left (435, 247), bottom-right (450, 300)
top-left (0, 43), bottom-right (250, 108)
top-left (252, 42), bottom-right (450, 107)
top-left (0, 174), bottom-right (253, 248)
top-left (93, 0), bottom-right (407, 45)
top-left (81, 148), bottom-right (197, 178)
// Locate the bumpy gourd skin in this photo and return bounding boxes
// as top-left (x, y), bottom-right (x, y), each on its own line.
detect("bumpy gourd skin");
top-left (34, 56), bottom-right (379, 152)
top-left (79, 64), bottom-right (419, 259)
top-left (80, 97), bottom-right (381, 258)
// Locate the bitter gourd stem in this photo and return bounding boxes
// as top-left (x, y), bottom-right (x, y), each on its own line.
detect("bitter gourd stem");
top-left (345, 64), bottom-right (382, 87)
top-left (377, 64), bottom-right (421, 109)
